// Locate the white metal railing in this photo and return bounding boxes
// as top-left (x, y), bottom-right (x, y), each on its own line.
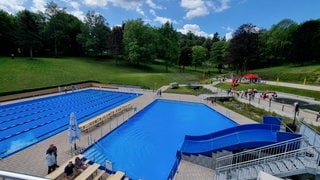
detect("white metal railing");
top-left (215, 137), bottom-right (320, 179)
top-left (299, 121), bottom-right (320, 150)
top-left (215, 137), bottom-right (306, 168)
top-left (0, 170), bottom-right (48, 180)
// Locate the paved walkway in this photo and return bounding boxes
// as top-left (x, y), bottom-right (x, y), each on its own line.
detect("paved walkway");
top-left (264, 80), bottom-right (320, 91)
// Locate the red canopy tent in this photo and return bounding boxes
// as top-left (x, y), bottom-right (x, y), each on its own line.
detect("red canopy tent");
top-left (244, 73), bottom-right (259, 79)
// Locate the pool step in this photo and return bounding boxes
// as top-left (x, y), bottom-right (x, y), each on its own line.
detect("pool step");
top-left (181, 150), bottom-right (232, 169)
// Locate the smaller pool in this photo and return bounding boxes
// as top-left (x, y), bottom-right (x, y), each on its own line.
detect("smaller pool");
top-left (83, 99), bottom-right (238, 180)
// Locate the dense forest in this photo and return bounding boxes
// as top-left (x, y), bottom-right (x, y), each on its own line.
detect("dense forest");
top-left (0, 1), bottom-right (319, 74)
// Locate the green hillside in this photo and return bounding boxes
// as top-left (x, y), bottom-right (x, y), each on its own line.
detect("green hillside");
top-left (0, 57), bottom-right (201, 94)
top-left (253, 65), bottom-right (320, 85)
top-left (1, 56), bottom-right (320, 95)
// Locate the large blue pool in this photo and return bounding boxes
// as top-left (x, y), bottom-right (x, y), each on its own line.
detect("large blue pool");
top-left (82, 99), bottom-right (238, 180)
top-left (0, 89), bottom-right (139, 158)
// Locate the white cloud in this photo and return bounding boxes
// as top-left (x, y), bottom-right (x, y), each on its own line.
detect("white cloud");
top-left (185, 6), bottom-right (209, 19)
top-left (70, 1), bottom-right (81, 9)
top-left (181, 0), bottom-right (208, 19)
top-left (83, 0), bottom-right (144, 9)
top-left (69, 1), bottom-right (85, 21)
top-left (181, 0), bottom-right (204, 9)
top-left (222, 26), bottom-right (233, 40)
top-left (225, 32), bottom-right (233, 41)
top-left (149, 9), bottom-right (176, 24)
top-left (136, 6), bottom-right (145, 16)
top-left (207, 0), bottom-right (230, 13)
top-left (83, 0), bottom-right (109, 7)
top-left (30, 0), bottom-right (46, 12)
top-left (0, 0), bottom-right (26, 14)
top-left (82, 0), bottom-right (149, 16)
top-left (146, 0), bottom-right (162, 9)
top-left (177, 24), bottom-right (213, 37)
top-left (60, 0), bottom-right (86, 21)
top-left (180, 0), bottom-right (231, 19)
top-left (69, 10), bottom-right (85, 21)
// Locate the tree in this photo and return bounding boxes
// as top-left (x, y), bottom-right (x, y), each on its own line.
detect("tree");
top-left (15, 10), bottom-right (42, 58)
top-left (0, 10), bottom-right (15, 55)
top-left (192, 45), bottom-right (207, 70)
top-left (77, 11), bottom-right (110, 56)
top-left (261, 19), bottom-right (297, 66)
top-left (123, 19), bottom-right (156, 64)
top-left (109, 25), bottom-right (124, 59)
top-left (228, 23), bottom-right (260, 74)
top-left (212, 32), bottom-right (220, 43)
top-left (157, 22), bottom-right (180, 72)
top-left (63, 15), bottom-right (83, 56)
top-left (45, 1), bottom-right (65, 17)
top-left (179, 47), bottom-right (192, 72)
top-left (210, 40), bottom-right (228, 73)
top-left (202, 36), bottom-right (214, 52)
top-left (44, 1), bottom-right (67, 56)
top-left (293, 20), bottom-right (320, 65)
top-left (45, 11), bottom-right (82, 56)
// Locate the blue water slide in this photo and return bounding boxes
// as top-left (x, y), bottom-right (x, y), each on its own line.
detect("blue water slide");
top-left (180, 118), bottom-right (301, 154)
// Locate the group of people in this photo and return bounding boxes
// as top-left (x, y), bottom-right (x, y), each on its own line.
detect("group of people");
top-left (63, 157), bottom-right (87, 179)
top-left (45, 144), bottom-right (87, 179)
top-left (156, 89), bottom-right (162, 96)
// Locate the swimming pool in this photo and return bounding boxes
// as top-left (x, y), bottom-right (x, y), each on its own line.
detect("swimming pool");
top-left (0, 89), bottom-right (139, 158)
top-left (82, 99), bottom-right (238, 180)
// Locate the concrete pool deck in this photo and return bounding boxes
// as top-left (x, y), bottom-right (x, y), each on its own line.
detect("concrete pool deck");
top-left (0, 88), bottom-right (256, 179)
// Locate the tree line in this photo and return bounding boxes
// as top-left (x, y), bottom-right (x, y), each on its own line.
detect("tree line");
top-left (0, 1), bottom-right (319, 74)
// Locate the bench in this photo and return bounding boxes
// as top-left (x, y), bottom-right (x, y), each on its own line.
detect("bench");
top-left (74, 163), bottom-right (100, 180)
top-left (79, 103), bottom-right (133, 132)
top-left (169, 82), bottom-right (179, 89)
top-left (45, 154), bottom-right (83, 180)
top-left (107, 171), bottom-right (125, 180)
top-left (93, 170), bottom-right (105, 180)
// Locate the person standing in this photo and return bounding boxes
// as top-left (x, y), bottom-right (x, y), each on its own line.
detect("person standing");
top-left (294, 102), bottom-right (300, 116)
top-left (316, 110), bottom-right (320, 122)
top-left (46, 144), bottom-right (59, 168)
top-left (293, 102), bottom-right (300, 124)
top-left (46, 151), bottom-right (56, 174)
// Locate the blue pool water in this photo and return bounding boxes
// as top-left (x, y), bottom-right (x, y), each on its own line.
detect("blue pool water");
top-left (82, 99), bottom-right (238, 180)
top-left (0, 89), bottom-right (139, 158)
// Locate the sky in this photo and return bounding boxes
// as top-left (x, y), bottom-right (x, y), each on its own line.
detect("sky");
top-left (1, 0), bottom-right (319, 40)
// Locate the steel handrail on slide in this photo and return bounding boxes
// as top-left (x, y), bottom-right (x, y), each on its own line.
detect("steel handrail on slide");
top-left (216, 146), bottom-right (312, 172)
top-left (215, 146), bottom-right (320, 180)
top-left (215, 137), bottom-right (306, 166)
top-left (215, 137), bottom-right (320, 179)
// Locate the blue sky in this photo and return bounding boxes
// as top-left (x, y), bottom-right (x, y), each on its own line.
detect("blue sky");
top-left (1, 0), bottom-right (319, 39)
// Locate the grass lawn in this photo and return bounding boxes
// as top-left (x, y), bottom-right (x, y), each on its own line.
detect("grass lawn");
top-left (165, 86), bottom-right (213, 95)
top-left (0, 57), bottom-right (202, 94)
top-left (253, 64), bottom-right (320, 85)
